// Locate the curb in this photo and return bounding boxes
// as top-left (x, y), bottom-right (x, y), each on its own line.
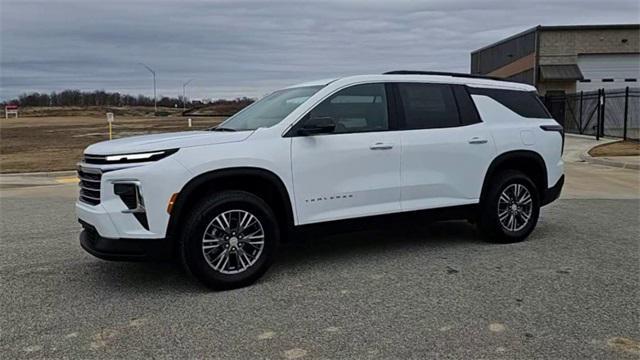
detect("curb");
top-left (0, 170), bottom-right (78, 188)
top-left (0, 170), bottom-right (77, 178)
top-left (564, 133), bottom-right (607, 140)
top-left (580, 148), bottom-right (640, 170)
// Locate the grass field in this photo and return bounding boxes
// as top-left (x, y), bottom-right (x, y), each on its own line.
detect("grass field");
top-left (589, 140), bottom-right (640, 157)
top-left (1, 108), bottom-right (225, 173)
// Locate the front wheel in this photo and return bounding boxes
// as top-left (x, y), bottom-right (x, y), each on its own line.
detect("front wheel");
top-left (478, 170), bottom-right (540, 243)
top-left (180, 191), bottom-right (279, 290)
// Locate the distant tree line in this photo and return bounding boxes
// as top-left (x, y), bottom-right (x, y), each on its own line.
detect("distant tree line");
top-left (2, 89), bottom-right (254, 109)
top-left (199, 98), bottom-right (255, 114)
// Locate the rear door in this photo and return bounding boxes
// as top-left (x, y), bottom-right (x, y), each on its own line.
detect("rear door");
top-left (395, 83), bottom-right (496, 211)
top-left (290, 83), bottom-right (402, 224)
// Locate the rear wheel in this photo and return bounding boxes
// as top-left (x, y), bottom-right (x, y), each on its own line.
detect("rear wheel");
top-left (478, 170), bottom-right (540, 243)
top-left (180, 191), bottom-right (278, 290)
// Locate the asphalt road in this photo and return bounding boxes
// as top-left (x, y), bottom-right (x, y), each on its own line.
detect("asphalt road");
top-left (1, 181), bottom-right (639, 359)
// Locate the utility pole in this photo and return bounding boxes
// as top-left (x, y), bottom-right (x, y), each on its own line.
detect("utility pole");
top-left (182, 79), bottom-right (193, 112)
top-left (139, 63), bottom-right (157, 114)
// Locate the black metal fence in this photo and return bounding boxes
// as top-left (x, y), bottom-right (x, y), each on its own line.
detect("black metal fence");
top-left (543, 87), bottom-right (640, 140)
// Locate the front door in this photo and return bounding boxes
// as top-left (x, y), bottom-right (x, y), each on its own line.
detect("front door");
top-left (291, 83), bottom-right (402, 224)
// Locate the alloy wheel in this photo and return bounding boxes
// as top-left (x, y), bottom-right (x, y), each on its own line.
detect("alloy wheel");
top-left (201, 209), bottom-right (265, 274)
top-left (497, 183), bottom-right (533, 232)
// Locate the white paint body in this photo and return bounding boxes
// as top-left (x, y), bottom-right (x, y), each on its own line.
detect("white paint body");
top-left (76, 74), bottom-right (564, 240)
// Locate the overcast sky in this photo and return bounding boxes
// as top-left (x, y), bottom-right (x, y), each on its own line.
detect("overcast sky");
top-left (1, 0), bottom-right (638, 101)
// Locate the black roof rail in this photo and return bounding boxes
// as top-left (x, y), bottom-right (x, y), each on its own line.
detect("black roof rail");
top-left (383, 70), bottom-right (510, 82)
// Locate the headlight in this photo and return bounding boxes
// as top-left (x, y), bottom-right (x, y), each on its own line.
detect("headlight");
top-left (84, 149), bottom-right (178, 164)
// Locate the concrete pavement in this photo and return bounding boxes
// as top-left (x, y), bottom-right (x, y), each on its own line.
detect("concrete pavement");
top-left (0, 135), bottom-right (639, 359)
top-left (581, 153), bottom-right (640, 170)
top-left (1, 183), bottom-right (639, 359)
top-left (562, 135), bottom-right (639, 199)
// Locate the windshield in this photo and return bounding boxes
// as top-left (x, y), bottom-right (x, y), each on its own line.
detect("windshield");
top-left (216, 85), bottom-right (323, 131)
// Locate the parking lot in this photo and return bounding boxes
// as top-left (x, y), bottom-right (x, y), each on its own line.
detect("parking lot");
top-left (1, 136), bottom-right (639, 359)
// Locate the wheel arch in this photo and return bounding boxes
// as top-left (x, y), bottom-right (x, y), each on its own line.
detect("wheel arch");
top-left (480, 150), bottom-right (548, 203)
top-left (166, 167), bottom-right (295, 247)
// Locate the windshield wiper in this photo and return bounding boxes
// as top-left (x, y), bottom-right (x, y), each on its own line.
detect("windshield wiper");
top-left (211, 127), bottom-right (237, 132)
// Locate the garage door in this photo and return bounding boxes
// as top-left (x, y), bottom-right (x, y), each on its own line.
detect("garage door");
top-left (577, 53), bottom-right (640, 92)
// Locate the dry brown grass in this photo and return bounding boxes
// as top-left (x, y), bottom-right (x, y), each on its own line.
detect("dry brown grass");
top-left (1, 114), bottom-right (225, 173)
top-left (14, 106), bottom-right (185, 118)
top-left (589, 140), bottom-right (640, 157)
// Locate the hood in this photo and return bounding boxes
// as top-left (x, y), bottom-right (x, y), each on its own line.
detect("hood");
top-left (85, 130), bottom-right (253, 155)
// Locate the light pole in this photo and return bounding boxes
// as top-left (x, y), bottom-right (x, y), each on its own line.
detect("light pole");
top-left (139, 63), bottom-right (157, 114)
top-left (182, 79), bottom-right (193, 112)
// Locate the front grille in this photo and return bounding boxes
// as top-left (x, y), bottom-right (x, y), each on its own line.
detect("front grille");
top-left (83, 154), bottom-right (108, 164)
top-left (78, 168), bottom-right (102, 205)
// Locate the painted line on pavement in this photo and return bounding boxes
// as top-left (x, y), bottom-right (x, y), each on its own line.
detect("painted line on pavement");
top-left (55, 176), bottom-right (79, 184)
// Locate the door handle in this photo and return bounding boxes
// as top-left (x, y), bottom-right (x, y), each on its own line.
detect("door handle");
top-left (468, 137), bottom-right (488, 145)
top-left (370, 142), bottom-right (393, 150)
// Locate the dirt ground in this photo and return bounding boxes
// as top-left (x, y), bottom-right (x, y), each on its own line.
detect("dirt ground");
top-left (589, 140), bottom-right (640, 157)
top-left (0, 114), bottom-right (225, 173)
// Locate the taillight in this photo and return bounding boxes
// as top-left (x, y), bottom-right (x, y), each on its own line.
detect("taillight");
top-left (540, 125), bottom-right (564, 154)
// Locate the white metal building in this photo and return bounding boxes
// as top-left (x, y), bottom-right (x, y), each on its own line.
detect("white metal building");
top-left (576, 53), bottom-right (640, 92)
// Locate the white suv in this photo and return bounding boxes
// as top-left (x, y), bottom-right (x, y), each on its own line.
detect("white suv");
top-left (76, 71), bottom-right (564, 289)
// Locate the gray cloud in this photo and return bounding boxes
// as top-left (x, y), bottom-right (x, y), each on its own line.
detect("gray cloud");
top-left (1, 0), bottom-right (638, 101)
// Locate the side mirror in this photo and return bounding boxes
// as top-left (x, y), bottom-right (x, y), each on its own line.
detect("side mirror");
top-left (298, 116), bottom-right (336, 136)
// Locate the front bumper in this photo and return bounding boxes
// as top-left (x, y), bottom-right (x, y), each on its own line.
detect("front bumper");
top-left (75, 157), bottom-right (191, 239)
top-left (80, 221), bottom-right (173, 261)
top-left (541, 174), bottom-right (564, 206)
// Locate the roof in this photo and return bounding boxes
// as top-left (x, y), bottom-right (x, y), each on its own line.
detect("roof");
top-left (471, 24), bottom-right (640, 54)
top-left (289, 74), bottom-right (536, 92)
top-left (539, 24), bottom-right (640, 31)
top-left (383, 70), bottom-right (510, 82)
top-left (539, 65), bottom-right (584, 81)
top-left (471, 26), bottom-right (538, 55)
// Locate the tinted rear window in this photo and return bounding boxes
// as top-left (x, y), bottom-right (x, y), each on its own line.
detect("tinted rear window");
top-left (396, 83), bottom-right (460, 129)
top-left (452, 85), bottom-right (482, 125)
top-left (468, 87), bottom-right (551, 118)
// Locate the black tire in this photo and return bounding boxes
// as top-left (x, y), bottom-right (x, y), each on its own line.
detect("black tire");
top-left (478, 170), bottom-right (540, 243)
top-left (180, 191), bottom-right (279, 290)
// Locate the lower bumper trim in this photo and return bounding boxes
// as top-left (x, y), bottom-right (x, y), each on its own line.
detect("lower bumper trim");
top-left (542, 174), bottom-right (564, 206)
top-left (79, 222), bottom-right (172, 261)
